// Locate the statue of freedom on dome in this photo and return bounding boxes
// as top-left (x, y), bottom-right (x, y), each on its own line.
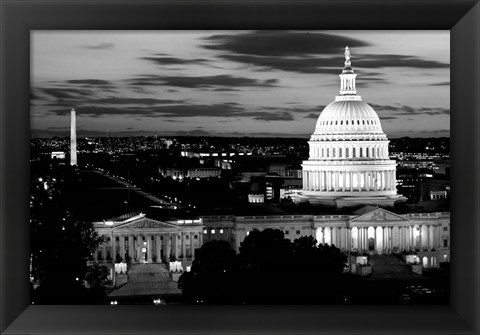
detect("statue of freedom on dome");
top-left (344, 46), bottom-right (351, 61)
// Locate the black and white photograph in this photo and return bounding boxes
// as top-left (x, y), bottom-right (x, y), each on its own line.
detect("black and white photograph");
top-left (29, 30), bottom-right (450, 305)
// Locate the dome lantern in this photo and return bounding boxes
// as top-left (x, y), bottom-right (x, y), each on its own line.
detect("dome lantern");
top-left (339, 46), bottom-right (357, 96)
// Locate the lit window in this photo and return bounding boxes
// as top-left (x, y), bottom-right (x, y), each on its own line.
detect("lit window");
top-left (246, 231), bottom-right (250, 236)
top-left (211, 229), bottom-right (215, 234)
top-left (219, 229), bottom-right (224, 234)
top-left (203, 229), bottom-right (207, 234)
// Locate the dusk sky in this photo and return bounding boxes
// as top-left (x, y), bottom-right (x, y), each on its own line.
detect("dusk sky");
top-left (31, 30), bottom-right (449, 138)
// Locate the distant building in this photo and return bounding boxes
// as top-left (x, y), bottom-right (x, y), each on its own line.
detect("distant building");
top-left (248, 194), bottom-right (265, 203)
top-left (187, 167), bottom-right (221, 179)
top-left (430, 191), bottom-right (447, 200)
top-left (162, 167), bottom-right (221, 180)
top-left (51, 151), bottom-right (65, 159)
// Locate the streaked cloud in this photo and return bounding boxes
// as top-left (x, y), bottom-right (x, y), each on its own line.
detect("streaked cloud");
top-left (83, 42), bottom-right (115, 50)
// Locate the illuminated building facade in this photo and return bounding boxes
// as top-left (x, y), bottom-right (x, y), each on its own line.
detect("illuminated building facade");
top-left (297, 47), bottom-right (406, 208)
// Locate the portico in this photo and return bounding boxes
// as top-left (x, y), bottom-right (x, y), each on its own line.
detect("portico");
top-left (93, 213), bottom-right (203, 265)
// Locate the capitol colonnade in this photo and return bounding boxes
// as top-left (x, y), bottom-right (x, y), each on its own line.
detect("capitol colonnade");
top-left (202, 208), bottom-right (450, 259)
top-left (316, 222), bottom-right (444, 254)
top-left (302, 169), bottom-right (397, 193)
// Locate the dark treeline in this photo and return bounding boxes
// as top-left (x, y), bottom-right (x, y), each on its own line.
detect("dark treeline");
top-left (178, 229), bottom-right (348, 304)
top-left (30, 163), bottom-right (109, 304)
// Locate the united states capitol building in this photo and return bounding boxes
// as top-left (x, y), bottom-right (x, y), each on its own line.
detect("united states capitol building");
top-left (91, 48), bottom-right (450, 282)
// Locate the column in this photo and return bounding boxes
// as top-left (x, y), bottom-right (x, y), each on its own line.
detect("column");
top-left (427, 225), bottom-right (431, 249)
top-left (155, 235), bottom-right (162, 263)
top-left (173, 233), bottom-right (179, 260)
top-left (190, 232), bottom-right (195, 258)
top-left (146, 234), bottom-right (152, 262)
top-left (120, 235), bottom-right (126, 262)
top-left (199, 230), bottom-right (204, 246)
top-left (363, 228), bottom-right (367, 250)
top-left (357, 172), bottom-right (362, 191)
top-left (349, 172), bottom-right (353, 191)
top-left (112, 234), bottom-right (117, 262)
top-left (382, 226), bottom-right (388, 251)
top-left (363, 171), bottom-right (367, 191)
top-left (334, 172), bottom-right (338, 192)
top-left (181, 233), bottom-right (186, 260)
top-left (165, 234), bottom-right (171, 261)
top-left (342, 172), bottom-right (347, 192)
top-left (410, 226), bottom-right (414, 249)
top-left (361, 228), bottom-right (365, 250)
top-left (419, 225), bottom-right (423, 249)
top-left (128, 235), bottom-right (134, 262)
top-left (332, 227), bottom-right (337, 246)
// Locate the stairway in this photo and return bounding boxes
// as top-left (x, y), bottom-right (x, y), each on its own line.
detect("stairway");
top-left (368, 255), bottom-right (421, 280)
top-left (109, 263), bottom-right (181, 298)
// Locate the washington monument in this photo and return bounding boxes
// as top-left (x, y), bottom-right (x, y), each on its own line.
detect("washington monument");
top-left (70, 108), bottom-right (77, 166)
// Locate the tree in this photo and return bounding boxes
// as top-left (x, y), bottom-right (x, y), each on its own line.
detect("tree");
top-left (178, 228), bottom-right (348, 304)
top-left (238, 229), bottom-right (294, 303)
top-left (178, 240), bottom-right (239, 303)
top-left (30, 164), bottom-right (107, 304)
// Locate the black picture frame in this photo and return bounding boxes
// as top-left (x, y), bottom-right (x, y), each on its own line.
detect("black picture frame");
top-left (1, 0), bottom-right (479, 334)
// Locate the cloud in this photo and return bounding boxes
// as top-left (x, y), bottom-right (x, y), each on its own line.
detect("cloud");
top-left (304, 113), bottom-right (319, 119)
top-left (65, 79), bottom-right (113, 86)
top-left (141, 56), bottom-right (210, 66)
top-left (430, 81), bottom-right (450, 86)
top-left (83, 42), bottom-right (115, 50)
top-left (42, 102), bottom-right (296, 122)
top-left (127, 74), bottom-right (279, 89)
top-left (201, 31), bottom-right (448, 74)
top-left (249, 111), bottom-right (294, 121)
top-left (41, 88), bottom-right (91, 99)
top-left (369, 103), bottom-right (450, 116)
top-left (203, 31), bottom-right (369, 57)
top-left (219, 54), bottom-right (345, 74)
top-left (351, 54), bottom-right (449, 69)
top-left (89, 97), bottom-right (181, 105)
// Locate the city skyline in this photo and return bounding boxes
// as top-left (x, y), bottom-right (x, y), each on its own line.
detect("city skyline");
top-left (31, 30), bottom-right (449, 138)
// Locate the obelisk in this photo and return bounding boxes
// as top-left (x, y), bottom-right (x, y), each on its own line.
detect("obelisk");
top-left (70, 108), bottom-right (77, 166)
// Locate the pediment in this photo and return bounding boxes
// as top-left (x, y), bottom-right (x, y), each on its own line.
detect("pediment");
top-left (115, 218), bottom-right (177, 230)
top-left (350, 208), bottom-right (408, 223)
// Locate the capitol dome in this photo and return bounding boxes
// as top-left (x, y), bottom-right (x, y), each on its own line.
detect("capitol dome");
top-left (297, 46), bottom-right (406, 208)
top-left (314, 100), bottom-right (384, 135)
